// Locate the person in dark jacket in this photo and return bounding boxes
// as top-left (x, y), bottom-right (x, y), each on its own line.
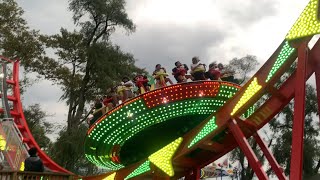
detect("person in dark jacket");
top-left (172, 61), bottom-right (190, 83)
top-left (24, 147), bottom-right (44, 172)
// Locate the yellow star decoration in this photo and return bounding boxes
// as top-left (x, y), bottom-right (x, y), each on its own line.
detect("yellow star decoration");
top-left (148, 137), bottom-right (183, 177)
top-left (20, 162), bottom-right (25, 171)
top-left (231, 77), bottom-right (262, 116)
top-left (286, 0), bottom-right (320, 40)
top-left (102, 172), bottom-right (116, 180)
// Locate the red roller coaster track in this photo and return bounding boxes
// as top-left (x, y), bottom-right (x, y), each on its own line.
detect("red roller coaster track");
top-left (0, 56), bottom-right (71, 174)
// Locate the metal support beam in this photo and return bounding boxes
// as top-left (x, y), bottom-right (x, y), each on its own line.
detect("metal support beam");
top-left (253, 133), bottom-right (286, 180)
top-left (184, 168), bottom-right (201, 180)
top-left (228, 119), bottom-right (268, 180)
top-left (289, 42), bottom-right (308, 180)
top-left (315, 68), bottom-right (320, 126)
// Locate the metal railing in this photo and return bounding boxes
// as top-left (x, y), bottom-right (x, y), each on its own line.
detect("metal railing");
top-left (0, 119), bottom-right (29, 170)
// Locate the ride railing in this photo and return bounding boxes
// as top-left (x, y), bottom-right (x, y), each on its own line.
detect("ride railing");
top-left (0, 118), bottom-right (28, 170)
top-left (0, 171), bottom-right (76, 180)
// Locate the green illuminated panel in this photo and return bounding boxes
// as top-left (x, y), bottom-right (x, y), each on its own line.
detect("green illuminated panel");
top-left (286, 0), bottom-right (320, 40)
top-left (242, 106), bottom-right (255, 119)
top-left (188, 116), bottom-right (218, 148)
top-left (124, 160), bottom-right (150, 180)
top-left (266, 41), bottom-right (296, 82)
top-left (111, 99), bottom-right (223, 146)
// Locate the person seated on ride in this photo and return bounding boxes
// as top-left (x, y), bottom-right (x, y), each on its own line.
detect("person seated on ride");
top-left (152, 64), bottom-right (173, 88)
top-left (172, 61), bottom-right (191, 83)
top-left (205, 62), bottom-right (222, 80)
top-left (108, 86), bottom-right (121, 105)
top-left (217, 63), bottom-right (237, 83)
top-left (133, 74), bottom-right (150, 94)
top-left (102, 95), bottom-right (114, 112)
top-left (117, 77), bottom-right (134, 102)
top-left (190, 57), bottom-right (206, 81)
top-left (90, 98), bottom-right (104, 126)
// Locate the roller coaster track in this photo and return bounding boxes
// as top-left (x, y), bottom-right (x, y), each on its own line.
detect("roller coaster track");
top-left (0, 56), bottom-right (71, 173)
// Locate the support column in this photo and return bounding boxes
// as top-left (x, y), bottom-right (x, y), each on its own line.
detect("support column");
top-left (289, 42), bottom-right (308, 180)
top-left (184, 168), bottom-right (201, 180)
top-left (228, 119), bottom-right (268, 180)
top-left (253, 133), bottom-right (286, 180)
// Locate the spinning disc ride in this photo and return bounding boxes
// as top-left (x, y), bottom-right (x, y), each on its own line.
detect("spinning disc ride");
top-left (85, 81), bottom-right (254, 170)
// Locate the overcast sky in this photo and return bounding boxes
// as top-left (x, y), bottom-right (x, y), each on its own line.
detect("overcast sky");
top-left (15, 0), bottom-right (312, 138)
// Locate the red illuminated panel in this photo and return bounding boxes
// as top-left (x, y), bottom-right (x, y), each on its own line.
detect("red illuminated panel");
top-left (143, 82), bottom-right (221, 108)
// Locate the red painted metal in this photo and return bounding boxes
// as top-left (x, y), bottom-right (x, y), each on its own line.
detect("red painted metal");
top-left (3, 60), bottom-right (71, 174)
top-left (253, 133), bottom-right (286, 180)
top-left (184, 168), bottom-right (201, 180)
top-left (0, 56), bottom-right (14, 63)
top-left (315, 67), bottom-right (320, 126)
top-left (0, 108), bottom-right (20, 116)
top-left (228, 119), bottom-right (268, 180)
top-left (0, 94), bottom-right (17, 101)
top-left (289, 42), bottom-right (308, 180)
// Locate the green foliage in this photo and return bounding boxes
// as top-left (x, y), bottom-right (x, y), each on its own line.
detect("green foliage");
top-left (69, 0), bottom-right (135, 43)
top-left (0, 0), bottom-right (43, 64)
top-left (24, 104), bottom-right (52, 152)
top-left (225, 55), bottom-right (259, 84)
top-left (49, 124), bottom-right (103, 175)
top-left (269, 84), bottom-right (320, 177)
top-left (33, 0), bottom-right (142, 174)
top-left (0, 0), bottom-right (43, 94)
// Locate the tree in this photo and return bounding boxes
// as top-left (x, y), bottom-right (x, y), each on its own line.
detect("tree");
top-left (225, 55), bottom-right (259, 84)
top-left (49, 124), bottom-right (105, 175)
top-left (0, 0), bottom-right (43, 64)
top-left (269, 84), bottom-right (320, 178)
top-left (22, 0), bottom-right (144, 132)
top-left (0, 0), bottom-right (43, 94)
top-left (20, 0), bottom-right (145, 173)
top-left (24, 104), bottom-right (53, 152)
top-left (1, 0), bottom-right (143, 174)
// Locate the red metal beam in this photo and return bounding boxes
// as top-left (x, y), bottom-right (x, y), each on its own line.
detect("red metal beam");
top-left (289, 42), bottom-right (308, 180)
top-left (315, 67), bottom-right (320, 126)
top-left (0, 56), bottom-right (14, 63)
top-left (253, 133), bottom-right (286, 180)
top-left (184, 168), bottom-right (200, 180)
top-left (0, 108), bottom-right (20, 116)
top-left (228, 119), bottom-right (268, 180)
top-left (10, 61), bottom-right (72, 174)
top-left (0, 94), bottom-right (17, 101)
top-left (6, 79), bottom-right (15, 85)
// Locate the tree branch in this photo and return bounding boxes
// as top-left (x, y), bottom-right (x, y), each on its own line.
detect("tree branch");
top-left (314, 159), bottom-right (320, 174)
top-left (93, 19), bottom-right (109, 43)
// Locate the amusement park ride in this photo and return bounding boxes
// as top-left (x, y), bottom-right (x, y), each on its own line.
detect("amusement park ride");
top-left (0, 0), bottom-right (320, 179)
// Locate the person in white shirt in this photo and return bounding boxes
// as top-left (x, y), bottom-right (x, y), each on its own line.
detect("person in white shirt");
top-left (190, 57), bottom-right (206, 81)
top-left (117, 77), bottom-right (134, 102)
